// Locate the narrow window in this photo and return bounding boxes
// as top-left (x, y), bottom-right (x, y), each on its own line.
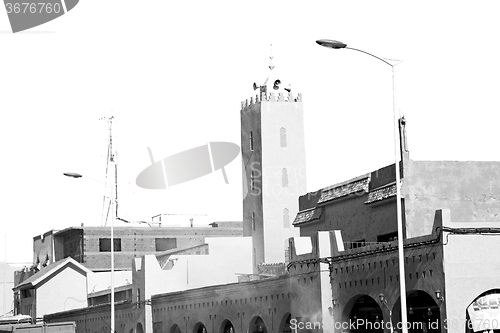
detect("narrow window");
top-left (252, 212), bottom-right (255, 231)
top-left (155, 238), bottom-right (177, 251)
top-left (280, 127), bottom-right (287, 147)
top-left (137, 288), bottom-right (141, 308)
top-left (99, 238), bottom-right (121, 252)
top-left (283, 208), bottom-right (290, 228)
top-left (250, 131), bottom-right (254, 151)
top-left (282, 168), bottom-right (288, 187)
top-left (377, 232), bottom-right (398, 242)
top-left (251, 171), bottom-right (255, 191)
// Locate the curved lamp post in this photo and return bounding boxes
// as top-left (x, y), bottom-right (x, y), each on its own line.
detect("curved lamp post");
top-left (317, 39), bottom-right (408, 333)
top-left (64, 172), bottom-right (115, 333)
top-left (379, 294), bottom-right (394, 333)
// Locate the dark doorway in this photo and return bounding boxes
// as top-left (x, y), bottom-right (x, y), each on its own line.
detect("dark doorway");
top-left (221, 320), bottom-right (235, 333)
top-left (194, 323), bottom-right (207, 333)
top-left (394, 290), bottom-right (441, 333)
top-left (349, 295), bottom-right (384, 333)
top-left (250, 317), bottom-right (267, 333)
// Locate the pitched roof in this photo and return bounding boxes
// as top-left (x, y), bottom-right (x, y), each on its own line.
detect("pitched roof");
top-left (14, 257), bottom-right (92, 290)
top-left (364, 183), bottom-right (397, 204)
top-left (293, 207), bottom-right (323, 226)
top-left (317, 177), bottom-right (370, 204)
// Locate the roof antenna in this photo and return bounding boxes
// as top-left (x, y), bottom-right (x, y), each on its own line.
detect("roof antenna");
top-left (253, 44), bottom-right (275, 92)
top-left (269, 43), bottom-right (275, 71)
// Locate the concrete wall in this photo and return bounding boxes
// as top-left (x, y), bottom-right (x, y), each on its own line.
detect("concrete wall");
top-left (36, 264), bottom-right (88, 318)
top-left (45, 300), bottom-right (140, 333)
top-left (74, 226), bottom-right (242, 271)
top-left (44, 237), bottom-right (253, 333)
top-left (33, 231), bottom-right (56, 266)
top-left (87, 270), bottom-right (132, 293)
top-left (152, 276), bottom-right (292, 333)
top-left (405, 161), bottom-right (500, 238)
top-left (143, 237), bottom-right (253, 298)
top-left (241, 91), bottom-right (306, 272)
top-left (241, 94), bottom-right (264, 272)
top-left (0, 262), bottom-right (15, 316)
top-left (442, 219), bottom-right (500, 333)
top-left (296, 166), bottom-right (398, 243)
top-left (260, 93), bottom-right (306, 266)
top-left (288, 235), bottom-right (325, 331)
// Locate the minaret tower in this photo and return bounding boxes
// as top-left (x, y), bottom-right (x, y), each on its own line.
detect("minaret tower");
top-left (241, 47), bottom-right (307, 273)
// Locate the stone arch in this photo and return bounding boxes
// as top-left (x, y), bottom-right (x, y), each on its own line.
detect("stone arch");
top-left (278, 313), bottom-right (292, 333)
top-left (393, 290), bottom-right (441, 333)
top-left (220, 319), bottom-right (235, 333)
top-left (136, 323), bottom-right (144, 333)
top-left (169, 324), bottom-right (181, 333)
top-left (342, 294), bottom-right (383, 333)
top-left (465, 288), bottom-right (500, 333)
top-left (248, 316), bottom-right (268, 333)
top-left (193, 322), bottom-right (207, 333)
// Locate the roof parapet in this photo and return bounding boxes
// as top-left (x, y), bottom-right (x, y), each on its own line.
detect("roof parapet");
top-left (241, 92), bottom-right (303, 110)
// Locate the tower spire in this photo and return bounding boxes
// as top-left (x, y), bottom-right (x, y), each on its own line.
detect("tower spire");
top-left (269, 44), bottom-right (275, 71)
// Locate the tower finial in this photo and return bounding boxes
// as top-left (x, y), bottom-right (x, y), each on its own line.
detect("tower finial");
top-left (269, 44), bottom-right (275, 71)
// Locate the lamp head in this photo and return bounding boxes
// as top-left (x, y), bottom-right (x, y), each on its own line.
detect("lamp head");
top-left (379, 293), bottom-right (385, 303)
top-left (316, 39), bottom-right (347, 49)
top-left (63, 172), bottom-right (83, 178)
top-left (435, 289), bottom-right (444, 301)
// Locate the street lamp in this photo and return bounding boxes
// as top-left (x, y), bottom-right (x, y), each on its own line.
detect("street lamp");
top-left (317, 39), bottom-right (408, 333)
top-left (435, 289), bottom-right (444, 302)
top-left (64, 172), bottom-right (115, 333)
top-left (379, 294), bottom-right (394, 333)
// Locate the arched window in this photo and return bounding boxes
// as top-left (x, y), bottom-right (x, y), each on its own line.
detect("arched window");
top-left (282, 168), bottom-right (288, 187)
top-left (283, 208), bottom-right (290, 228)
top-left (250, 131), bottom-right (254, 151)
top-left (280, 128), bottom-right (287, 147)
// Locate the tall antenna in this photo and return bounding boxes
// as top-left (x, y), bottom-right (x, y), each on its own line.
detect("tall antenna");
top-left (100, 115), bottom-right (151, 226)
top-left (100, 115), bottom-right (115, 227)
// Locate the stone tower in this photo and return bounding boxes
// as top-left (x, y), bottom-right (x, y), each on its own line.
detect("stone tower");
top-left (240, 70), bottom-right (307, 274)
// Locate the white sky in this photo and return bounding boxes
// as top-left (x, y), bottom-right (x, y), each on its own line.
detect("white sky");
top-left (1, 1), bottom-right (499, 264)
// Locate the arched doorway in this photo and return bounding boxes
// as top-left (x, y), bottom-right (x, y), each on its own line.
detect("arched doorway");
top-left (169, 325), bottom-right (181, 333)
top-left (193, 323), bottom-right (207, 333)
top-left (220, 320), bottom-right (235, 333)
top-left (279, 314), bottom-right (292, 333)
top-left (137, 323), bottom-right (144, 333)
top-left (348, 295), bottom-right (384, 333)
top-left (394, 290), bottom-right (441, 333)
top-left (466, 289), bottom-right (500, 333)
top-left (249, 316), bottom-right (268, 333)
